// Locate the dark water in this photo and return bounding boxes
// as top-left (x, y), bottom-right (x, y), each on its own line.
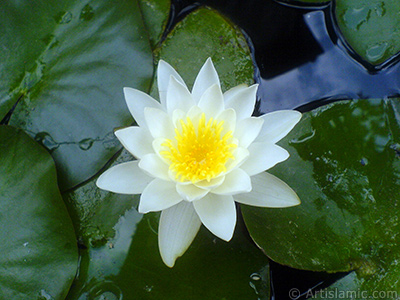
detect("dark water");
top-left (170, 0), bottom-right (400, 114)
top-left (169, 0), bottom-right (400, 299)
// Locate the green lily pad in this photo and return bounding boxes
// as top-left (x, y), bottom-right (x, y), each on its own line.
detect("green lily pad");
top-left (138, 0), bottom-right (171, 49)
top-left (1, 0), bottom-right (153, 190)
top-left (335, 0), bottom-right (400, 66)
top-left (154, 6), bottom-right (254, 93)
top-left (64, 149), bottom-right (139, 244)
top-left (242, 99), bottom-right (400, 291)
top-left (0, 125), bottom-right (78, 300)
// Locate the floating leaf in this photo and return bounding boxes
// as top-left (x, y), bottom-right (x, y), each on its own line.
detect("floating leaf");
top-left (242, 98), bottom-right (400, 292)
top-left (64, 149), bottom-right (138, 244)
top-left (154, 6), bottom-right (254, 93)
top-left (0, 125), bottom-right (78, 300)
top-left (335, 0), bottom-right (400, 66)
top-left (1, 0), bottom-right (154, 190)
top-left (139, 0), bottom-right (171, 49)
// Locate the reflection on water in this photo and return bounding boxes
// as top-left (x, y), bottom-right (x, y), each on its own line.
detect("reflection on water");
top-left (259, 10), bottom-right (400, 113)
top-left (171, 0), bottom-right (400, 114)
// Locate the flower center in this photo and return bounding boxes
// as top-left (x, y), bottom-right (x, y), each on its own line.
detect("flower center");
top-left (160, 113), bottom-right (236, 183)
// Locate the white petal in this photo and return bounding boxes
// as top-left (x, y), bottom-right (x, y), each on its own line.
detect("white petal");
top-left (176, 184), bottom-right (209, 201)
top-left (234, 117), bottom-right (264, 148)
top-left (240, 142), bottom-right (289, 176)
top-left (225, 147), bottom-right (249, 171)
top-left (159, 202), bottom-right (201, 267)
top-left (216, 108), bottom-right (236, 135)
top-left (192, 58), bottom-right (220, 103)
top-left (139, 153), bottom-right (170, 181)
top-left (115, 127), bottom-right (153, 159)
top-left (152, 138), bottom-right (171, 164)
top-left (139, 179), bottom-right (182, 213)
top-left (194, 174), bottom-right (225, 189)
top-left (234, 172), bottom-right (300, 207)
top-left (212, 169), bottom-right (251, 195)
top-left (166, 76), bottom-right (195, 115)
top-left (198, 84), bottom-right (224, 119)
top-left (123, 87), bottom-right (162, 127)
top-left (172, 109), bottom-right (186, 128)
top-left (256, 110), bottom-right (302, 144)
top-left (224, 84), bottom-right (258, 120)
top-left (193, 194), bottom-right (236, 241)
top-left (144, 107), bottom-right (174, 139)
top-left (96, 161), bottom-right (153, 194)
top-left (186, 105), bottom-right (203, 124)
top-left (157, 60), bottom-right (187, 107)
top-left (223, 84), bottom-right (248, 102)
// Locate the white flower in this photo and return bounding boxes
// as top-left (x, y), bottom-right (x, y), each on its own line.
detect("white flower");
top-left (97, 58), bottom-right (301, 267)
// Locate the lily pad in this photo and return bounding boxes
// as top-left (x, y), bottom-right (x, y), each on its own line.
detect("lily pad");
top-left (154, 6), bottom-right (254, 93)
top-left (334, 0), bottom-right (400, 66)
top-left (64, 149), bottom-right (139, 244)
top-left (242, 99), bottom-right (400, 291)
top-left (0, 125), bottom-right (78, 300)
top-left (1, 0), bottom-right (153, 190)
top-left (138, 0), bottom-right (171, 49)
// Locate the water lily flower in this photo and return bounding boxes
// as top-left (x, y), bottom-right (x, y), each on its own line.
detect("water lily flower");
top-left (97, 58), bottom-right (301, 267)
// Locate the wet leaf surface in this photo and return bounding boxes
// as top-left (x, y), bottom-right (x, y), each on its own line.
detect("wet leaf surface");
top-left (1, 0), bottom-right (154, 190)
top-left (0, 125), bottom-right (78, 300)
top-left (242, 98), bottom-right (400, 293)
top-left (153, 7), bottom-right (254, 93)
top-left (335, 0), bottom-right (400, 66)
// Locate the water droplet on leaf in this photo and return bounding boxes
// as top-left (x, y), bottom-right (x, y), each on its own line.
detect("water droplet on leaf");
top-left (366, 42), bottom-right (389, 63)
top-left (88, 281), bottom-right (123, 300)
top-left (79, 138), bottom-right (94, 150)
top-left (80, 4), bottom-right (95, 21)
top-left (34, 132), bottom-right (59, 151)
top-left (374, 1), bottom-right (386, 17)
top-left (102, 132), bottom-right (119, 150)
top-left (38, 290), bottom-right (54, 300)
top-left (144, 285), bottom-right (153, 292)
top-left (342, 7), bottom-right (370, 30)
top-left (55, 11), bottom-right (72, 24)
top-left (360, 157), bottom-right (368, 166)
top-left (250, 273), bottom-right (261, 281)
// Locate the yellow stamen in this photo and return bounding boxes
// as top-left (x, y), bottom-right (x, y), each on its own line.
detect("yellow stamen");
top-left (160, 113), bottom-right (236, 183)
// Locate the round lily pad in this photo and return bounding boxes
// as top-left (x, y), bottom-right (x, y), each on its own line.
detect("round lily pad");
top-left (0, 125), bottom-right (78, 300)
top-left (154, 6), bottom-right (254, 92)
top-left (242, 99), bottom-right (400, 292)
